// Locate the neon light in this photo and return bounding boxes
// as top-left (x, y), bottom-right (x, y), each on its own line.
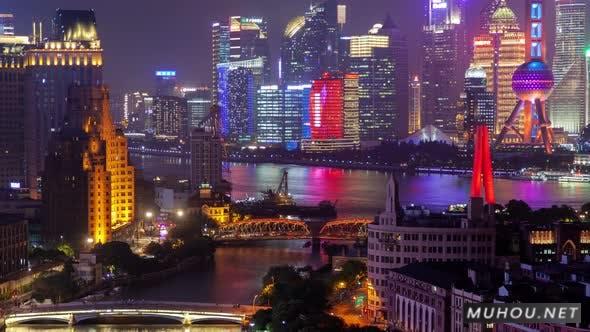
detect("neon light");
top-left (471, 125), bottom-right (495, 204)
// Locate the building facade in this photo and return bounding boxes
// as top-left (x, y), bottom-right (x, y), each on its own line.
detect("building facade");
top-left (0, 34), bottom-right (30, 190)
top-left (301, 72), bottom-right (360, 152)
top-left (464, 65), bottom-right (496, 141)
top-left (409, 76), bottom-right (422, 134)
top-left (366, 178), bottom-right (496, 320)
top-left (0, 215), bottom-right (27, 278)
top-left (548, 0), bottom-right (587, 135)
top-left (185, 87), bottom-right (212, 130)
top-left (256, 85), bottom-right (284, 144)
top-left (43, 85), bottom-right (134, 245)
top-left (421, 0), bottom-right (467, 130)
top-left (190, 128), bottom-right (223, 191)
top-left (281, 0), bottom-right (341, 85)
top-left (472, 0), bottom-right (525, 138)
top-left (25, 10), bottom-right (103, 195)
top-left (153, 96), bottom-right (188, 138)
top-left (348, 30), bottom-right (397, 142)
top-left (211, 22), bottom-right (230, 104)
top-left (0, 13), bottom-right (14, 36)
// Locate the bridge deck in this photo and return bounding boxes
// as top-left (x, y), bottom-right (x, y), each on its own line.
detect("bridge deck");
top-left (6, 301), bottom-right (267, 326)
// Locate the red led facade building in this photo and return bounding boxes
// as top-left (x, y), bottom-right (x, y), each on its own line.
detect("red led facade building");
top-left (302, 72), bottom-right (360, 152)
top-left (310, 73), bottom-right (344, 140)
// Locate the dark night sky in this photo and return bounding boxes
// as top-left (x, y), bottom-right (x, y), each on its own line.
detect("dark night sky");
top-left (3, 0), bottom-right (554, 94)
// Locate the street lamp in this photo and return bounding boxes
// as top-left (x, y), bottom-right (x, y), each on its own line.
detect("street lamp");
top-left (176, 210), bottom-right (184, 217)
top-left (145, 211), bottom-right (153, 218)
top-left (252, 294), bottom-right (259, 311)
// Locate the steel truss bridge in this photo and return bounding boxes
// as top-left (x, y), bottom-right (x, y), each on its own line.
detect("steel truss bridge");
top-left (4, 301), bottom-right (259, 326)
top-left (216, 218), bottom-right (372, 241)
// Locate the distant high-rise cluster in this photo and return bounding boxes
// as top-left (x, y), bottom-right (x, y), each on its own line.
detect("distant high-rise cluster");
top-left (421, 0), bottom-right (467, 130)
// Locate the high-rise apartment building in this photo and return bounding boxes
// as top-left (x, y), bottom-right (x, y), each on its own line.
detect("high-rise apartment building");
top-left (25, 10), bottom-right (103, 195)
top-left (43, 85), bottom-right (135, 245)
top-left (421, 0), bottom-right (467, 130)
top-left (0, 33), bottom-right (30, 190)
top-left (190, 128), bottom-right (223, 191)
top-left (409, 76), bottom-right (422, 134)
top-left (185, 88), bottom-right (212, 130)
top-left (0, 13), bottom-right (15, 36)
top-left (301, 72), bottom-right (359, 152)
top-left (472, 0), bottom-right (525, 137)
top-left (153, 96), bottom-right (188, 138)
top-left (211, 22), bottom-right (230, 104)
top-left (281, 0), bottom-right (341, 85)
top-left (548, 0), bottom-right (587, 135)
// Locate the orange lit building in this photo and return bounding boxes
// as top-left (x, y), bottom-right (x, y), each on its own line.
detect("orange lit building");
top-left (472, 0), bottom-right (525, 137)
top-left (43, 85), bottom-right (134, 246)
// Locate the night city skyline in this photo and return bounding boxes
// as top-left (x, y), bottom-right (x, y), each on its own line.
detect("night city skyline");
top-left (2, 0), bottom-right (556, 93)
top-left (2, 0), bottom-right (590, 331)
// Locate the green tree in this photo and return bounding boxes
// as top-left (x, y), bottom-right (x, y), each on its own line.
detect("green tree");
top-left (504, 200), bottom-right (532, 222)
top-left (56, 243), bottom-right (75, 258)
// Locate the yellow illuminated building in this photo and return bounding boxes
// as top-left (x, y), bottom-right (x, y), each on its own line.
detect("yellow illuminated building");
top-left (472, 0), bottom-right (525, 137)
top-left (76, 86), bottom-right (135, 244)
top-left (529, 230), bottom-right (556, 245)
top-left (349, 34), bottom-right (389, 58)
top-left (25, 41), bottom-right (103, 67)
top-left (202, 204), bottom-right (230, 225)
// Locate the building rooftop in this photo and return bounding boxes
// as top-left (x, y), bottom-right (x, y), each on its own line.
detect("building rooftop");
top-left (393, 262), bottom-right (476, 289)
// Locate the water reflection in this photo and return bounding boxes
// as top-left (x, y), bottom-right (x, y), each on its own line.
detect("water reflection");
top-left (131, 155), bottom-right (590, 215)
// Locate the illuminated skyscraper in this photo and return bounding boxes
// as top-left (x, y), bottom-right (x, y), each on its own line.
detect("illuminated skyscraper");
top-left (185, 87), bottom-right (212, 130)
top-left (409, 76), bottom-right (422, 134)
top-left (479, 0), bottom-right (502, 33)
top-left (548, 0), bottom-right (587, 135)
top-left (284, 84), bottom-right (311, 149)
top-left (421, 0), bottom-right (467, 130)
top-left (0, 13), bottom-right (14, 36)
top-left (472, 0), bottom-right (525, 137)
top-left (0, 32), bottom-right (30, 189)
top-left (43, 85), bottom-right (135, 245)
top-left (217, 57), bottom-right (264, 143)
top-left (153, 96), bottom-right (188, 138)
top-left (256, 85), bottom-right (284, 144)
top-left (123, 91), bottom-right (151, 132)
top-left (464, 65), bottom-right (496, 140)
top-left (302, 72), bottom-right (359, 151)
top-left (211, 22), bottom-right (230, 104)
top-left (25, 9), bottom-right (103, 196)
top-left (155, 70), bottom-right (179, 97)
top-left (229, 16), bottom-right (270, 83)
top-left (281, 0), bottom-right (342, 85)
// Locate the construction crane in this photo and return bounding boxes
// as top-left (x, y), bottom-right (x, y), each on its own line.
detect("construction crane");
top-left (261, 170), bottom-right (294, 206)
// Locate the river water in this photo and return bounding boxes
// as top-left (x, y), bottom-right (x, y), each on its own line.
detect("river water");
top-left (10, 155), bottom-right (589, 331)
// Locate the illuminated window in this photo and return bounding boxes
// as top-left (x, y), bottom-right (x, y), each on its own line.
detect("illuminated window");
top-left (531, 3), bottom-right (542, 19)
top-left (531, 23), bottom-right (542, 39)
top-left (531, 42), bottom-right (542, 58)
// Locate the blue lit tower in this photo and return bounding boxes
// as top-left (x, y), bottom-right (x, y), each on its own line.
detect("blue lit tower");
top-left (496, 0), bottom-right (554, 154)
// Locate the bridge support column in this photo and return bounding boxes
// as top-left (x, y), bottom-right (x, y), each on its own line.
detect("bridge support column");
top-left (311, 237), bottom-right (321, 254)
top-left (182, 312), bottom-right (192, 326)
top-left (68, 313), bottom-right (75, 326)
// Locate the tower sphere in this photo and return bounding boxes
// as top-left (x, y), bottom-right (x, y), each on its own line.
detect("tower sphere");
top-left (512, 60), bottom-right (554, 101)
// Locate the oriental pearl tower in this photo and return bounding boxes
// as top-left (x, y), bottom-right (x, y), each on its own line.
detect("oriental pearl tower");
top-left (495, 0), bottom-right (554, 154)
